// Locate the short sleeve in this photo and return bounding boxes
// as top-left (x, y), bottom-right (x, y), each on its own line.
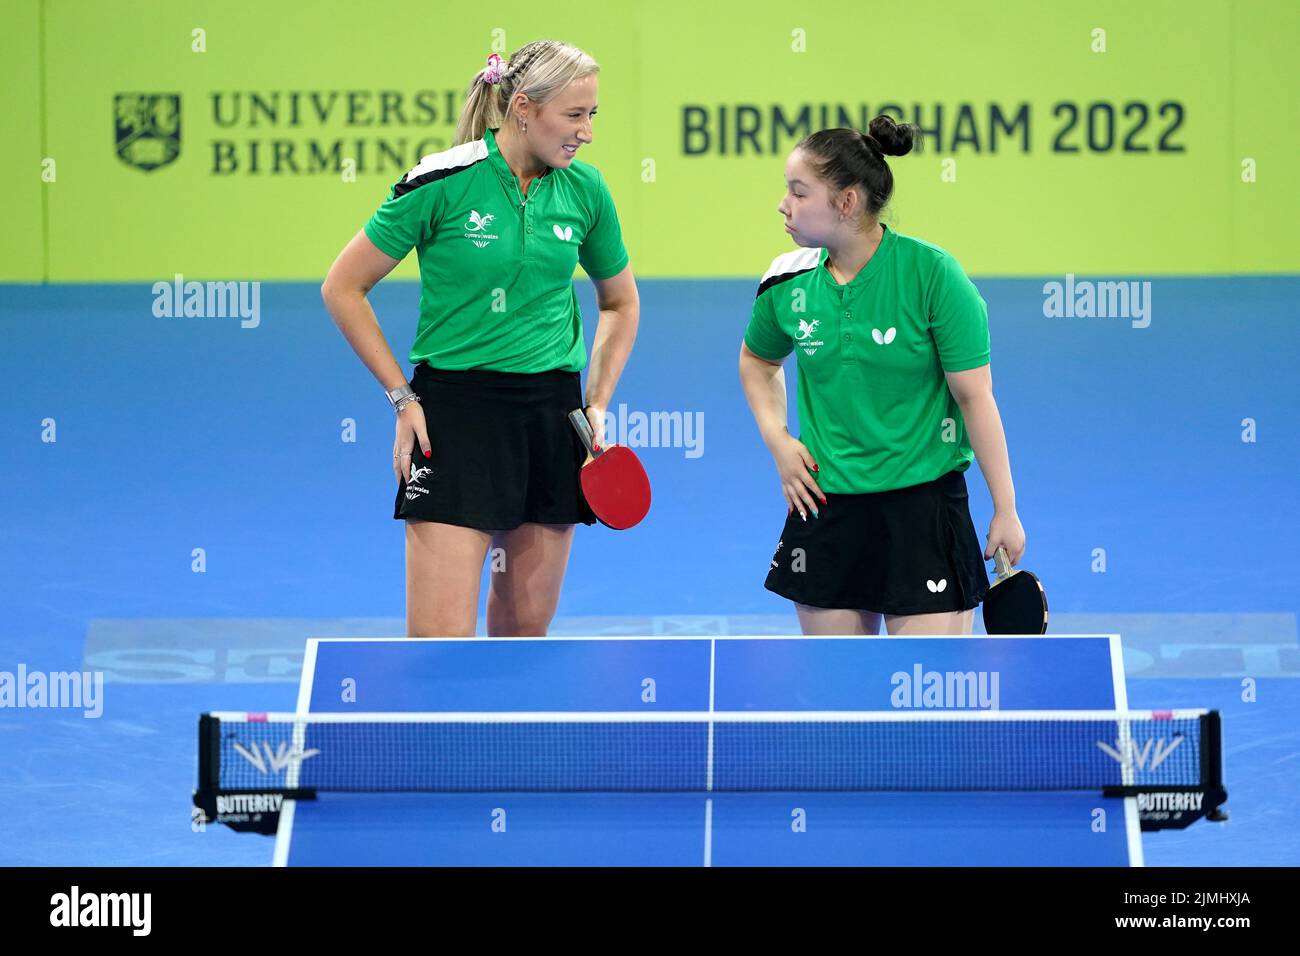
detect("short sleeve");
top-left (927, 254), bottom-right (990, 372)
top-left (743, 287), bottom-right (794, 362)
top-left (578, 170), bottom-right (630, 280)
top-left (363, 178), bottom-right (442, 261)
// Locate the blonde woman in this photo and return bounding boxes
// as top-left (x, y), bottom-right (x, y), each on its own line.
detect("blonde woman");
top-left (322, 41), bottom-right (638, 637)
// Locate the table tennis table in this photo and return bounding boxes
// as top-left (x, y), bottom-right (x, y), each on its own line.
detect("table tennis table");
top-left (228, 634), bottom-right (1172, 866)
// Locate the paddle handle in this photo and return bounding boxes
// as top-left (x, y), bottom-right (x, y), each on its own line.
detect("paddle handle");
top-left (992, 546), bottom-right (1014, 581)
top-left (568, 408), bottom-right (601, 458)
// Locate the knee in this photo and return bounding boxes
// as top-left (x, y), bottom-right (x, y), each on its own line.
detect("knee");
top-left (487, 605), bottom-right (555, 637)
top-left (407, 611), bottom-right (477, 638)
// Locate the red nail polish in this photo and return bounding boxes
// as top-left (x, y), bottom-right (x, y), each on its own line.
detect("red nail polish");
top-left (812, 464), bottom-right (819, 471)
top-left (424, 450), bottom-right (431, 458)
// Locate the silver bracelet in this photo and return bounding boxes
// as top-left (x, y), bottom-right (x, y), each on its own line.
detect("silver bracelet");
top-left (386, 383), bottom-right (416, 409)
top-left (393, 393), bottom-right (422, 414)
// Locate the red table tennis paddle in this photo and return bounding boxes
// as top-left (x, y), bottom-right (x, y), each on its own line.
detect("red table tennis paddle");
top-left (981, 546), bottom-right (1048, 635)
top-left (569, 408), bottom-right (651, 530)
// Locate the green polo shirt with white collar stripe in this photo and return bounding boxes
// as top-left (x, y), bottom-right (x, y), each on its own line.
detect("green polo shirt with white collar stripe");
top-left (743, 225), bottom-right (991, 494)
top-left (363, 126), bottom-right (629, 373)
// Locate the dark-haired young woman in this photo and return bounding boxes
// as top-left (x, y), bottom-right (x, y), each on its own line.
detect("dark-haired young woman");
top-left (738, 115), bottom-right (1024, 636)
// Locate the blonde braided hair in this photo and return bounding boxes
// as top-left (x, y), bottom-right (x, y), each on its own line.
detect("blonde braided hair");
top-left (454, 39), bottom-right (600, 146)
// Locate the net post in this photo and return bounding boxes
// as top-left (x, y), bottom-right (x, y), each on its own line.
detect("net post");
top-left (197, 713), bottom-right (220, 791)
top-left (1199, 710), bottom-right (1223, 787)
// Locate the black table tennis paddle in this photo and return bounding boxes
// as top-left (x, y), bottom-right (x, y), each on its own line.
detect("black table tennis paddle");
top-left (981, 546), bottom-right (1048, 635)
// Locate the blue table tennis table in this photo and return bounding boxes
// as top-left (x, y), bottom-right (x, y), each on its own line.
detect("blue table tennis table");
top-left (265, 634), bottom-right (1148, 866)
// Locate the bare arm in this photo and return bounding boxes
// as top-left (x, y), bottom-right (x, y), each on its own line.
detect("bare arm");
top-left (738, 341), bottom-right (790, 450)
top-left (320, 229), bottom-right (408, 393)
top-left (583, 264), bottom-right (639, 443)
top-left (739, 342), bottom-right (825, 518)
top-left (945, 363), bottom-right (1025, 563)
top-left (321, 229), bottom-right (431, 478)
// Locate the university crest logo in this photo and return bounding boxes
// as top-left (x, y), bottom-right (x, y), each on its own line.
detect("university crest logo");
top-left (114, 93), bottom-right (182, 172)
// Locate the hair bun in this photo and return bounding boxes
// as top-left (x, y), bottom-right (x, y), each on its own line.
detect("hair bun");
top-left (867, 115), bottom-right (917, 157)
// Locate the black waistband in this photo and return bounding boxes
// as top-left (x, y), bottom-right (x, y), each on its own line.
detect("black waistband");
top-left (413, 362), bottom-right (579, 389)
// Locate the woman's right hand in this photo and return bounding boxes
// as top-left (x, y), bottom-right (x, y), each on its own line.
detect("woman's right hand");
top-left (393, 403), bottom-right (432, 482)
top-left (769, 432), bottom-right (826, 520)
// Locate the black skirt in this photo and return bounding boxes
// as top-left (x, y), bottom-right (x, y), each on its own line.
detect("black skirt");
top-left (393, 363), bottom-right (598, 531)
top-left (764, 468), bottom-right (990, 615)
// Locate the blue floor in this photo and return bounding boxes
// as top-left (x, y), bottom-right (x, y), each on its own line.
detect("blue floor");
top-left (0, 276), bottom-right (1296, 865)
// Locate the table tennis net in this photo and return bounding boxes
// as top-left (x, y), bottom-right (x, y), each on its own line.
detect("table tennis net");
top-left (201, 710), bottom-right (1218, 793)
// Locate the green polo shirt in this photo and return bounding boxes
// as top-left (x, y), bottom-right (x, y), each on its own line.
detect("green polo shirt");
top-left (743, 226), bottom-right (990, 494)
top-left (363, 127), bottom-right (629, 373)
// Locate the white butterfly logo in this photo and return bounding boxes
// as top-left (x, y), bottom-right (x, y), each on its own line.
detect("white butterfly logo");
top-left (553, 224), bottom-right (574, 241)
top-left (872, 327), bottom-right (898, 345)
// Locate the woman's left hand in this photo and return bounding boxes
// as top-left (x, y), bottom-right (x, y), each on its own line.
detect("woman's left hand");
top-left (584, 404), bottom-right (607, 454)
top-left (985, 510), bottom-right (1026, 565)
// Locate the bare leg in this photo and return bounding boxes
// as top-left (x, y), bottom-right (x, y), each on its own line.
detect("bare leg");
top-left (404, 519), bottom-right (493, 637)
top-left (486, 523), bottom-right (577, 637)
top-left (883, 608), bottom-right (975, 636)
top-left (795, 604), bottom-right (883, 636)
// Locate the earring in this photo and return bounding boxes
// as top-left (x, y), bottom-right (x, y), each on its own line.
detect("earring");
top-left (518, 117), bottom-right (527, 134)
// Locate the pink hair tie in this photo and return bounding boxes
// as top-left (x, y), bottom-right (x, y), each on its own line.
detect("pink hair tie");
top-left (481, 53), bottom-right (506, 85)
